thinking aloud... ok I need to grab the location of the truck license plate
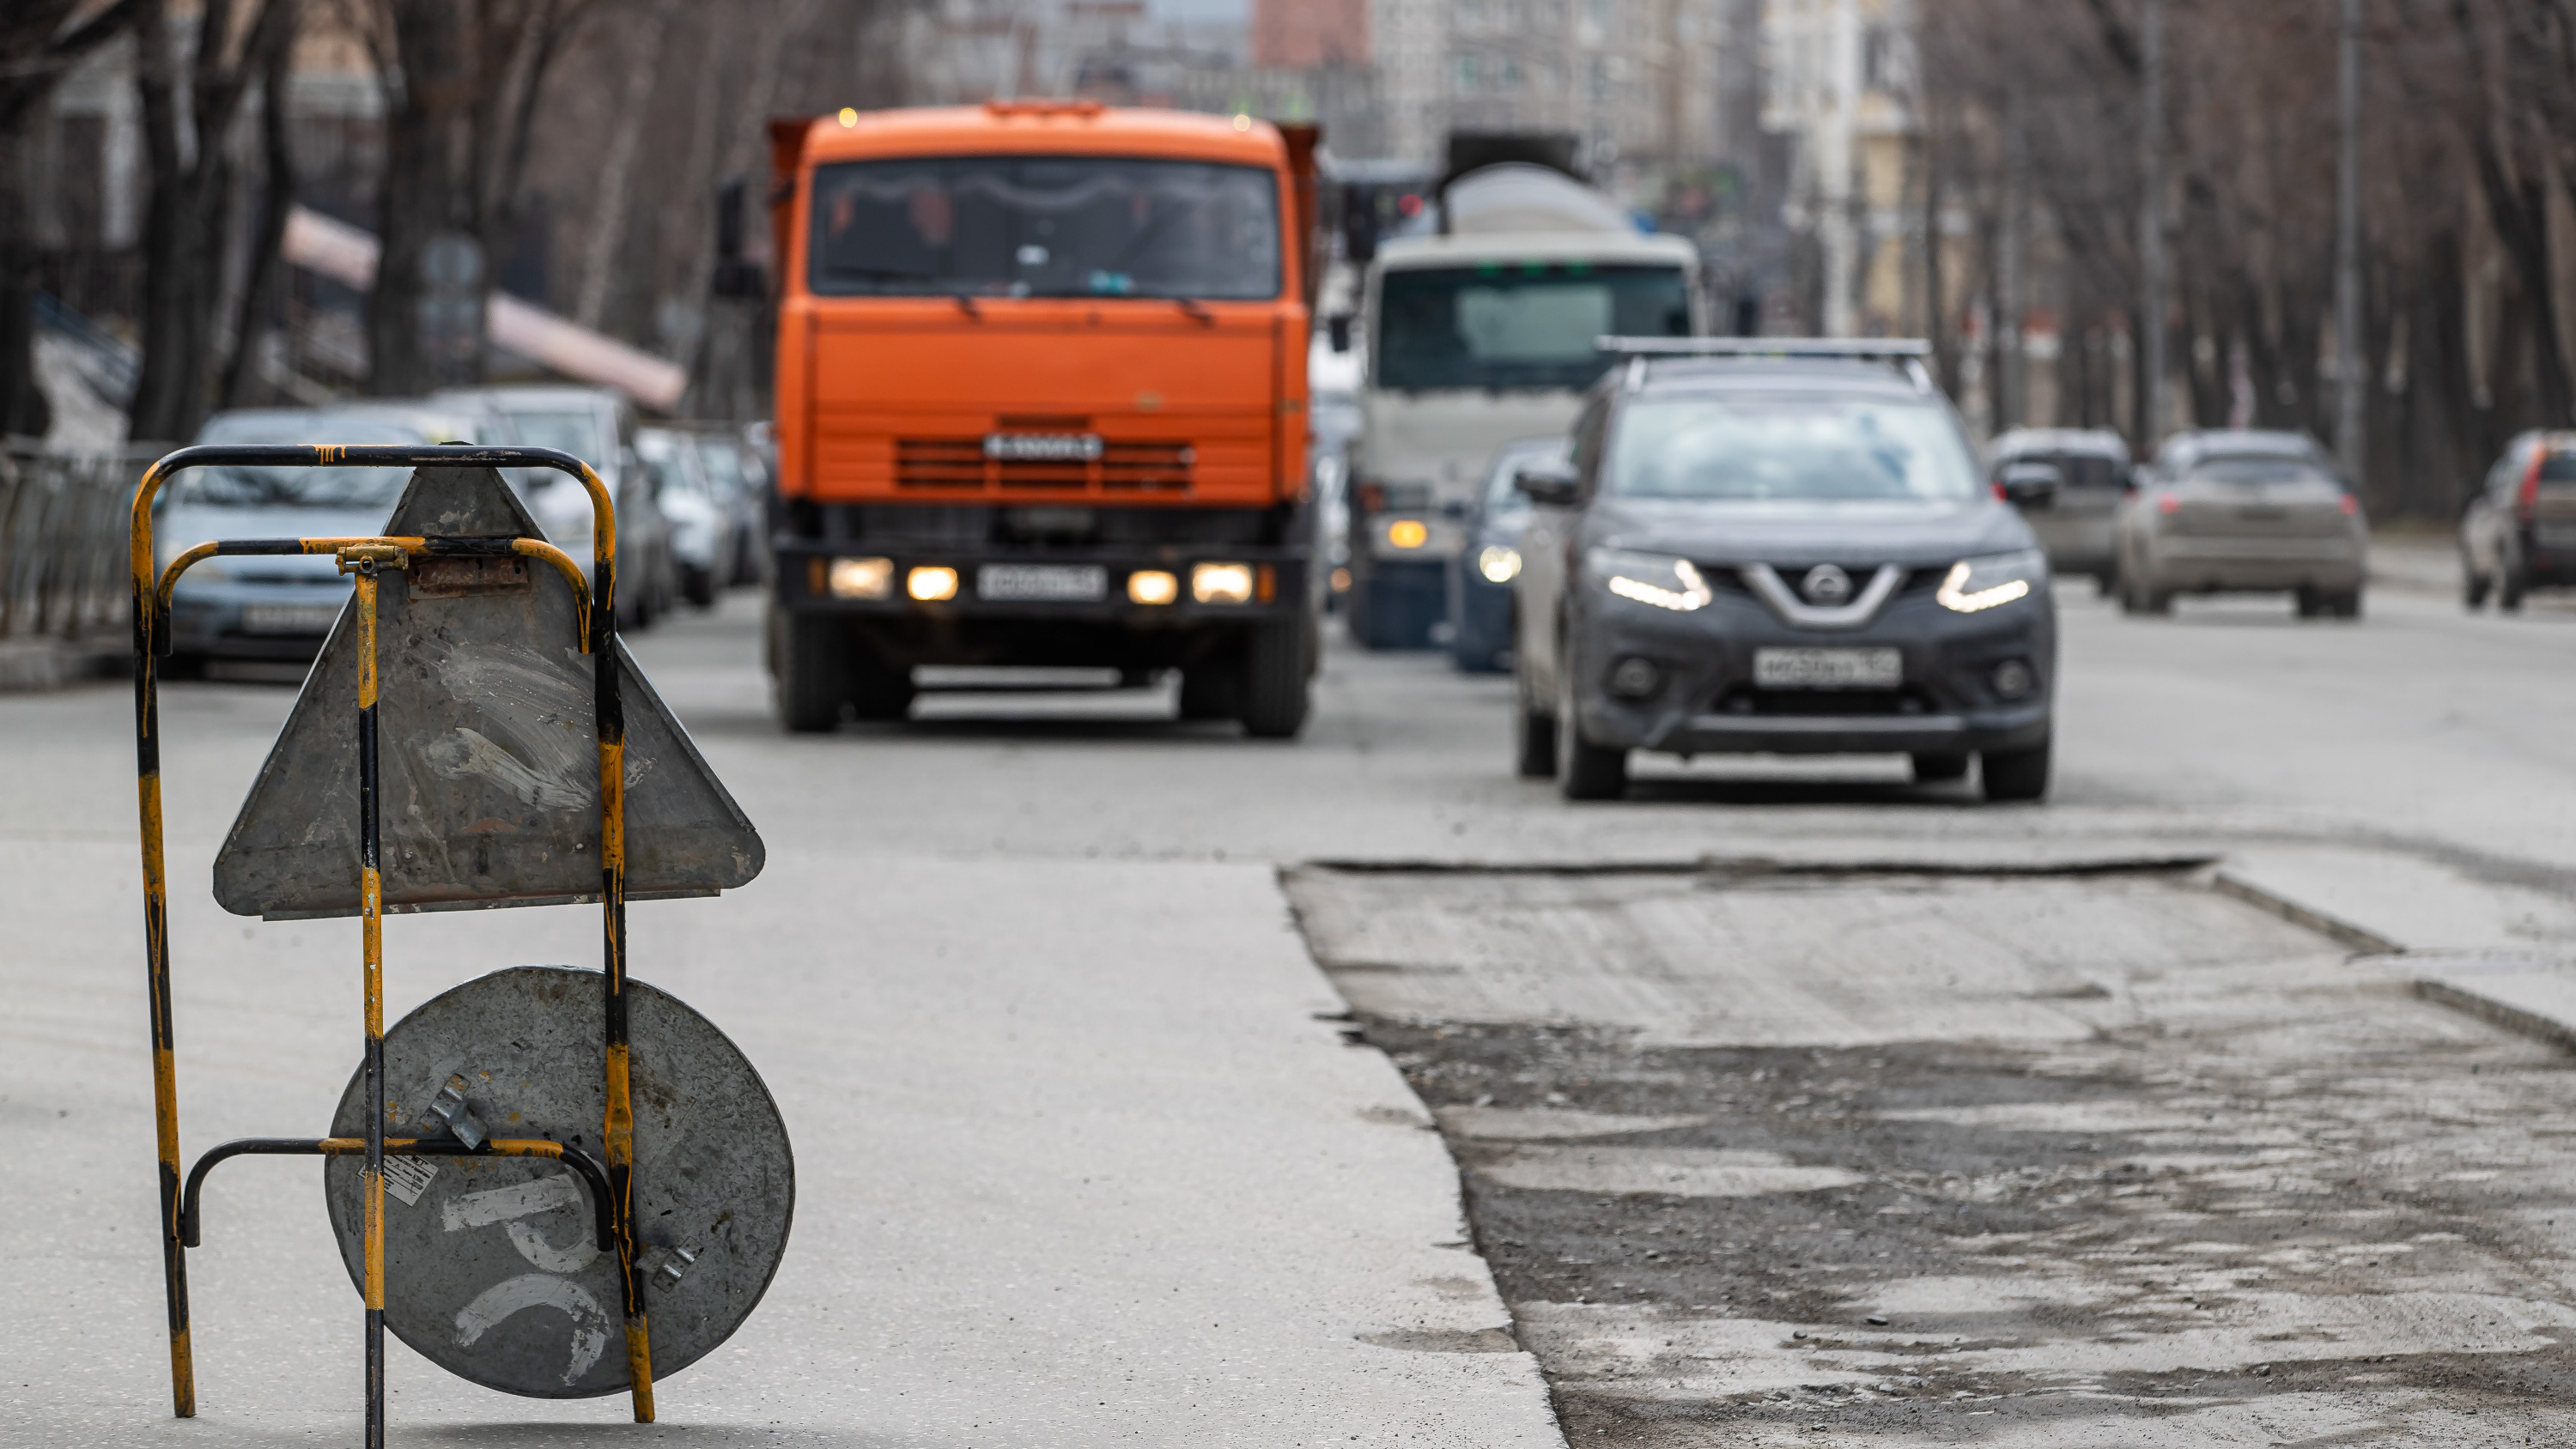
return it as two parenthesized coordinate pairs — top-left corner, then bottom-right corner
(977, 564), (1107, 603)
(240, 601), (344, 634)
(1753, 646), (1901, 689)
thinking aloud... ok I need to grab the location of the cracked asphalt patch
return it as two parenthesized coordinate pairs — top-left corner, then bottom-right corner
(1288, 865), (2576, 1446)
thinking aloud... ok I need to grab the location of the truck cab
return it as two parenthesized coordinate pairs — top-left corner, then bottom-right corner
(768, 102), (1320, 734)
(1344, 163), (1699, 649)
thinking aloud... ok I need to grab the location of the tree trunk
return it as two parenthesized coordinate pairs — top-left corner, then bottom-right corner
(573, 0), (683, 333)
(370, 1), (476, 397)
(222, 4), (298, 409)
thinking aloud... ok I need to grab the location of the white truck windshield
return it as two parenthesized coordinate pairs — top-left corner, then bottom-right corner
(808, 155), (1281, 300)
(1375, 263), (1689, 392)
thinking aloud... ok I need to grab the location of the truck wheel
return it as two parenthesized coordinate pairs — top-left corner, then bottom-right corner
(1981, 736), (2052, 803)
(771, 607), (848, 733)
(1236, 617), (1312, 739)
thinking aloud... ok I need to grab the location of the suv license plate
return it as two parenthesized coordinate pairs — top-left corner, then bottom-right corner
(977, 564), (1107, 603)
(240, 601), (344, 634)
(1753, 646), (1901, 690)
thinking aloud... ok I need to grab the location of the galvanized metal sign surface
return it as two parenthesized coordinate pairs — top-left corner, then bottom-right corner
(323, 966), (794, 1397)
(211, 466), (762, 919)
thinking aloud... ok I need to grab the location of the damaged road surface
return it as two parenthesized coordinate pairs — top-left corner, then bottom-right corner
(1287, 864), (2576, 1446)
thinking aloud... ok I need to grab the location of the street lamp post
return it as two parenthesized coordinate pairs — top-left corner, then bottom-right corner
(2138, 0), (2166, 453)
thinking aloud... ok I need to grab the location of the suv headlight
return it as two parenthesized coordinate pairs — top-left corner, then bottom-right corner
(1588, 549), (1712, 612)
(1936, 549), (2046, 613)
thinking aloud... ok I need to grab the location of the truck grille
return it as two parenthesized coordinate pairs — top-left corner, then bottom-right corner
(896, 438), (1194, 495)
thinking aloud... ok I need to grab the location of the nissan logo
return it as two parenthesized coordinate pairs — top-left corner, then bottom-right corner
(1800, 564), (1853, 605)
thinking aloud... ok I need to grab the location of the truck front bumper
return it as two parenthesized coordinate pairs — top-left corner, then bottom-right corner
(775, 538), (1309, 667)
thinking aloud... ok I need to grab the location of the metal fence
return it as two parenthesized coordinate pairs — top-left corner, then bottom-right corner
(0, 440), (164, 647)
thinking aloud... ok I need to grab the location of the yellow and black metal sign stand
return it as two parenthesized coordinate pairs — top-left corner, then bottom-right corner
(131, 445), (659, 1441)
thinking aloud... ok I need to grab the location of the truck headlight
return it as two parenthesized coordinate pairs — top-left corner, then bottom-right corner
(1191, 561), (1254, 604)
(1936, 549), (2045, 614)
(1127, 569), (1178, 605)
(1589, 549), (1711, 612)
(829, 556), (893, 599)
(906, 566), (958, 602)
(1478, 546), (1521, 584)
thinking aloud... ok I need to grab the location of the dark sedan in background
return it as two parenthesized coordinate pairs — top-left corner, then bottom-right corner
(1446, 436), (1565, 673)
(1512, 341), (2056, 803)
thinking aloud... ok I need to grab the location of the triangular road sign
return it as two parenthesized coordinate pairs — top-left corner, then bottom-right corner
(213, 465), (763, 920)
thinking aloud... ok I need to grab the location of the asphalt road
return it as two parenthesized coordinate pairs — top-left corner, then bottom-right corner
(7, 550), (2576, 1446)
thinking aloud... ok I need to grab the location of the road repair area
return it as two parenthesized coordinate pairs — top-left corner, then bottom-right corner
(7, 569), (2576, 1446)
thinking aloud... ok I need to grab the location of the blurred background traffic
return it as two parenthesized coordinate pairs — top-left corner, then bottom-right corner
(1, 0), (2567, 696)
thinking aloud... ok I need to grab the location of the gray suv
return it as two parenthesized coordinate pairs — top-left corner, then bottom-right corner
(1511, 341), (2057, 802)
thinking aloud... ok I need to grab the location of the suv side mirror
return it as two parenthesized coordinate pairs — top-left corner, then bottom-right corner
(1326, 312), (1352, 354)
(1513, 460), (1581, 507)
(1998, 460), (2062, 508)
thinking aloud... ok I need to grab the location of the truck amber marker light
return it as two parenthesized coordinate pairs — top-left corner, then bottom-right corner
(1386, 519), (1430, 549)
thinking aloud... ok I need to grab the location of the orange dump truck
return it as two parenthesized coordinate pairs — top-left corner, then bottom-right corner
(766, 102), (1322, 735)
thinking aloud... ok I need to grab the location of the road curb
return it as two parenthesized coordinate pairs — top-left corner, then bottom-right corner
(2208, 868), (2405, 955)
(2414, 972), (2576, 1054)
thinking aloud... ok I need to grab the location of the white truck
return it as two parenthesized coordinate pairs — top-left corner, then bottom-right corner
(1335, 161), (1701, 648)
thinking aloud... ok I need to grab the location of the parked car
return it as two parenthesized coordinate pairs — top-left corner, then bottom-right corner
(637, 427), (732, 607)
(1988, 427), (2129, 591)
(683, 427), (768, 587)
(1512, 343), (2057, 803)
(433, 384), (678, 627)
(155, 409), (435, 676)
(2460, 430), (2576, 611)
(1446, 436), (1564, 673)
(2116, 436), (2366, 618)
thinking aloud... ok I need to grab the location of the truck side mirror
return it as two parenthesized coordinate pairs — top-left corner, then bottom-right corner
(1513, 460), (1581, 507)
(1327, 312), (1352, 354)
(1998, 461), (2063, 508)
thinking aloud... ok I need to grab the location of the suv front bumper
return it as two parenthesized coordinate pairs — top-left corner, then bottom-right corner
(1567, 583), (2055, 757)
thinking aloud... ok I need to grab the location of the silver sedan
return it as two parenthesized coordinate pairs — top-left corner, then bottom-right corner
(2117, 454), (2366, 618)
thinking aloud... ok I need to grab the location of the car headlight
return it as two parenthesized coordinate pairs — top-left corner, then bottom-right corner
(1477, 546), (1521, 584)
(1589, 549), (1711, 612)
(1936, 549), (2046, 614)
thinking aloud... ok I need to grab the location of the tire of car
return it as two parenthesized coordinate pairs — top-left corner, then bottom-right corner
(2500, 560), (2528, 612)
(2463, 557), (2490, 609)
(682, 564), (715, 609)
(1981, 735), (2052, 803)
(2294, 586), (2323, 619)
(1236, 617), (1312, 739)
(1911, 751), (1971, 783)
(770, 607), (848, 733)
(1514, 669), (1558, 779)
(2328, 589), (2364, 620)
(1555, 652), (1627, 801)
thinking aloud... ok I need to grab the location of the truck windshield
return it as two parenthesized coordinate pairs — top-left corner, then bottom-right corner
(808, 155), (1282, 301)
(1375, 264), (1689, 392)
(1608, 397), (1983, 502)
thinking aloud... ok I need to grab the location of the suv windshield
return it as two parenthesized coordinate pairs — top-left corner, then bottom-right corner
(1608, 397), (1982, 502)
(501, 409), (609, 466)
(809, 155), (1281, 300)
(169, 415), (425, 507)
(1376, 264), (1688, 391)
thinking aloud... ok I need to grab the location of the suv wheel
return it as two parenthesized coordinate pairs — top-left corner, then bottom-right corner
(1555, 655), (1627, 801)
(1514, 665), (1558, 779)
(1981, 735), (2052, 803)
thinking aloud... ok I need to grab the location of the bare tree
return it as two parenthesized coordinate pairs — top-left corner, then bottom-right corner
(127, 0), (301, 443)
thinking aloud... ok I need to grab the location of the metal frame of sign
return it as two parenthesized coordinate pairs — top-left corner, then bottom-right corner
(130, 444), (659, 1445)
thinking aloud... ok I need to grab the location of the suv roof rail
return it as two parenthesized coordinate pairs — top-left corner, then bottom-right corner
(1596, 336), (1938, 392)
